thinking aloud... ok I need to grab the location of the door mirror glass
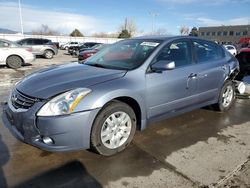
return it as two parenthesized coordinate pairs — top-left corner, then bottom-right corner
(151, 60), (175, 71)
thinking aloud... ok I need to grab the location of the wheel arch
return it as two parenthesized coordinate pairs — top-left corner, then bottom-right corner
(44, 49), (55, 55)
(112, 97), (142, 130)
(89, 93), (146, 131)
(6, 54), (24, 64)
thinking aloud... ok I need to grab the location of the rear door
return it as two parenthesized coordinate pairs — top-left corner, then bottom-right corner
(191, 39), (227, 103)
(146, 39), (198, 119)
(32, 39), (47, 55)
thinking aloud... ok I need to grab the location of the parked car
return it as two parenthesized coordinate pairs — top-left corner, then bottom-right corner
(0, 39), (35, 69)
(68, 42), (101, 56)
(78, 44), (109, 61)
(2, 36), (239, 156)
(61, 42), (81, 50)
(235, 47), (250, 80)
(224, 45), (237, 56)
(16, 38), (58, 59)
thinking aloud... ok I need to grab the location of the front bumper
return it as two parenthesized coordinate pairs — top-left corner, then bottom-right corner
(2, 101), (100, 152)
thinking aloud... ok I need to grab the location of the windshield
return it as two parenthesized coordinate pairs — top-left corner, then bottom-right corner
(84, 39), (162, 70)
(3, 39), (21, 47)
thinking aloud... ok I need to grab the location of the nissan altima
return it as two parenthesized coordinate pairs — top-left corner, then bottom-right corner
(2, 36), (239, 156)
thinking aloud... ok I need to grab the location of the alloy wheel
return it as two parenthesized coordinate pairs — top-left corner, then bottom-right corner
(101, 111), (132, 149)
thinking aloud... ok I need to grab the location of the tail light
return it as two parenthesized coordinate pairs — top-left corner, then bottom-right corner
(26, 48), (32, 52)
(48, 44), (56, 49)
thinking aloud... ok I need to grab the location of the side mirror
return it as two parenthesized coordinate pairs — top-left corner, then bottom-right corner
(151, 60), (175, 72)
(3, 43), (9, 47)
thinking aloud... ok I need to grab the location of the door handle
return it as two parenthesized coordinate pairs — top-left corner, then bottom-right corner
(188, 73), (197, 79)
(186, 73), (197, 89)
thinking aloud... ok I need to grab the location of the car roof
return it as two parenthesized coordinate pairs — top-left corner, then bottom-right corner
(239, 47), (250, 53)
(0, 38), (12, 43)
(132, 35), (214, 43)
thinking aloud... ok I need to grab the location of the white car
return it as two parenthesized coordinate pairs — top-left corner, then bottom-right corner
(224, 45), (237, 56)
(0, 39), (35, 69)
(61, 42), (81, 50)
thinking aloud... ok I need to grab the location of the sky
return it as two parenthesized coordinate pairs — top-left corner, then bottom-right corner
(0, 0), (250, 36)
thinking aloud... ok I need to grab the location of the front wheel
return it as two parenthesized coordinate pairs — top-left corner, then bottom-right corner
(214, 80), (235, 112)
(90, 101), (136, 156)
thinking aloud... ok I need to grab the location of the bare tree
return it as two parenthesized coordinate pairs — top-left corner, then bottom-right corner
(179, 26), (189, 35)
(119, 17), (137, 36)
(92, 32), (118, 38)
(155, 28), (168, 35)
(32, 24), (59, 36)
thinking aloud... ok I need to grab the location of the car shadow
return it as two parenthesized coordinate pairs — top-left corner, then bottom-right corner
(14, 160), (102, 188)
(23, 63), (32, 67)
(0, 134), (9, 188)
(0, 65), (7, 69)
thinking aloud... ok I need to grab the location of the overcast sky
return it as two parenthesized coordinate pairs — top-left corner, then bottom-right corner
(0, 0), (249, 35)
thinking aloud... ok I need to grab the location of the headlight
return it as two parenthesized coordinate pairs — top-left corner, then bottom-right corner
(37, 88), (91, 116)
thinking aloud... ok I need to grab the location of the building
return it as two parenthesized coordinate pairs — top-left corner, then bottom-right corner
(198, 25), (250, 44)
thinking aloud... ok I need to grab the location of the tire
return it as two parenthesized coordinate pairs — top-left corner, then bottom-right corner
(90, 101), (136, 156)
(214, 80), (235, 112)
(6, 56), (23, 69)
(44, 50), (54, 59)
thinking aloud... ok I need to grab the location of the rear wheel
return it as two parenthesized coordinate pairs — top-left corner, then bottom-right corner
(6, 56), (22, 69)
(214, 80), (235, 112)
(90, 101), (136, 156)
(44, 50), (54, 59)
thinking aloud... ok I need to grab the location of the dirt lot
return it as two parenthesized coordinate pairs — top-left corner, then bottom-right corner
(0, 50), (250, 188)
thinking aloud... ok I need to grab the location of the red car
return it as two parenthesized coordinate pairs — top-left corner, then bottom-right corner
(78, 44), (109, 61)
(235, 47), (250, 80)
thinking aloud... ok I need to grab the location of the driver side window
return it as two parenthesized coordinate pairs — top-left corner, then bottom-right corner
(155, 40), (192, 68)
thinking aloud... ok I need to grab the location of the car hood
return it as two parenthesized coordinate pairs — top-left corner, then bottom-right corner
(16, 62), (126, 99)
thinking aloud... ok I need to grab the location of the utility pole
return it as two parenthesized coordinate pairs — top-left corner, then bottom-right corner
(149, 12), (159, 34)
(18, 0), (24, 35)
(125, 17), (128, 30)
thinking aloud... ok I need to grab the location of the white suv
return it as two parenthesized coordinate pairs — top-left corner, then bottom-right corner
(61, 42), (81, 50)
(0, 39), (35, 69)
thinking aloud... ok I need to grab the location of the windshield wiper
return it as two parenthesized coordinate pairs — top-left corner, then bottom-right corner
(87, 63), (107, 68)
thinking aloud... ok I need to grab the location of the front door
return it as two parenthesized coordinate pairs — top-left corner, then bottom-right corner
(146, 39), (198, 119)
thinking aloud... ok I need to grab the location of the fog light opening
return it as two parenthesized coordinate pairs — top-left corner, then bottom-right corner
(42, 136), (54, 145)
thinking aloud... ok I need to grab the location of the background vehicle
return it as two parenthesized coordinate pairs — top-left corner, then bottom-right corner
(16, 38), (58, 59)
(3, 36), (239, 156)
(224, 45), (237, 56)
(68, 42), (101, 56)
(235, 47), (250, 80)
(61, 42), (81, 50)
(0, 39), (35, 68)
(78, 44), (109, 61)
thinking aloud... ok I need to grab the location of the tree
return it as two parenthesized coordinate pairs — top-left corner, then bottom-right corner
(70, 29), (84, 37)
(32, 24), (59, 35)
(189, 27), (198, 36)
(119, 17), (137, 37)
(155, 28), (168, 35)
(92, 32), (118, 38)
(179, 26), (189, 35)
(118, 29), (131, 38)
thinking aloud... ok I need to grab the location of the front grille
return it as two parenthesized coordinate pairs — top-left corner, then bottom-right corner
(11, 89), (37, 110)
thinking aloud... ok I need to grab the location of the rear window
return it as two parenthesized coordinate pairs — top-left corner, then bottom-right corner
(193, 40), (225, 63)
